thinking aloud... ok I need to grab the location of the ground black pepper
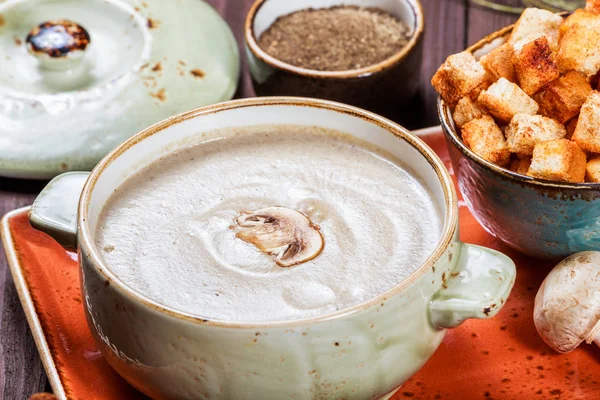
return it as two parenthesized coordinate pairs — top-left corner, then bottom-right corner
(258, 6), (411, 71)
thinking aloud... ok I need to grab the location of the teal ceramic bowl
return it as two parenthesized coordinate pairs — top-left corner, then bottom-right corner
(438, 25), (600, 260)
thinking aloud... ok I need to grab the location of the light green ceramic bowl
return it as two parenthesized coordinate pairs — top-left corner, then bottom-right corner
(30, 98), (516, 400)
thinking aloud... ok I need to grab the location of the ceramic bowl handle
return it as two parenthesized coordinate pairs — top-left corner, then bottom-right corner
(429, 243), (516, 329)
(29, 172), (90, 249)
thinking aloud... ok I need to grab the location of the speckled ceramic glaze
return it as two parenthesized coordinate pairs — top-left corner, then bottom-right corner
(0, 0), (239, 179)
(438, 22), (600, 260)
(244, 0), (423, 121)
(29, 98), (515, 400)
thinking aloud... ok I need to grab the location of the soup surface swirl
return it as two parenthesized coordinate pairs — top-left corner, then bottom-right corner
(96, 125), (442, 321)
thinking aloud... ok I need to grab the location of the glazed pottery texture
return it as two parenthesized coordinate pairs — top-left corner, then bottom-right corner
(30, 98), (515, 399)
(438, 23), (600, 259)
(244, 0), (424, 121)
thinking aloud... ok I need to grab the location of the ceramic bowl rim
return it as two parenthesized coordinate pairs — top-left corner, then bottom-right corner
(438, 17), (600, 190)
(79, 97), (458, 329)
(244, 0), (425, 79)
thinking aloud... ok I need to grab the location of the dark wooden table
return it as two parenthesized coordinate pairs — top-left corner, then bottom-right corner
(0, 0), (520, 397)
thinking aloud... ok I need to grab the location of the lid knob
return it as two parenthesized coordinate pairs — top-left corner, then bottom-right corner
(26, 20), (91, 71)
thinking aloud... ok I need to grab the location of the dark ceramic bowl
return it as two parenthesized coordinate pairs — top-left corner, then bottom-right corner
(244, 0), (424, 120)
(438, 23), (600, 260)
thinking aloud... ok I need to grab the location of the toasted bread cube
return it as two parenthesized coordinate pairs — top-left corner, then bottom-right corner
(528, 139), (586, 182)
(572, 92), (600, 152)
(556, 23), (600, 77)
(586, 0), (600, 15)
(534, 71), (592, 123)
(505, 113), (566, 155)
(509, 156), (532, 175)
(513, 37), (559, 96)
(478, 78), (539, 122)
(467, 79), (493, 102)
(479, 43), (517, 83)
(566, 117), (578, 140)
(432, 52), (488, 105)
(586, 156), (600, 182)
(509, 8), (563, 52)
(461, 115), (511, 166)
(559, 9), (600, 39)
(452, 97), (487, 128)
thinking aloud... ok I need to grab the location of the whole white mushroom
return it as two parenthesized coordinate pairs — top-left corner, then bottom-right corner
(534, 251), (600, 353)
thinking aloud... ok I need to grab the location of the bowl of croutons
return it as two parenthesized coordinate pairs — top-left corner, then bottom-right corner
(434, 3), (600, 259)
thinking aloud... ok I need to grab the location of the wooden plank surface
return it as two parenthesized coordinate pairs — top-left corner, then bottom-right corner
(0, 179), (51, 399)
(467, 0), (519, 45)
(0, 0), (518, 397)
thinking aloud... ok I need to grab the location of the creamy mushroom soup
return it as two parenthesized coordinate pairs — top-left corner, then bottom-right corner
(96, 125), (442, 321)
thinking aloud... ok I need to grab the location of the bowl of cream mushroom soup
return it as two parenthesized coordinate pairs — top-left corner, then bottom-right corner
(29, 97), (516, 400)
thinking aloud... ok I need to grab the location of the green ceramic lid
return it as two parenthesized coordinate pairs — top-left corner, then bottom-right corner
(0, 0), (240, 179)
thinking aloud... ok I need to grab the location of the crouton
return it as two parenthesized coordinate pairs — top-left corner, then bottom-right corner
(586, 156), (600, 182)
(534, 71), (592, 123)
(452, 97), (487, 128)
(572, 91), (600, 152)
(505, 113), (566, 155)
(512, 37), (559, 96)
(432, 52), (488, 105)
(461, 115), (511, 166)
(528, 139), (586, 182)
(508, 8), (563, 52)
(509, 156), (532, 175)
(559, 9), (600, 39)
(478, 77), (539, 122)
(479, 43), (517, 83)
(470, 79), (494, 101)
(586, 0), (600, 14)
(556, 23), (600, 77)
(566, 117), (578, 140)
